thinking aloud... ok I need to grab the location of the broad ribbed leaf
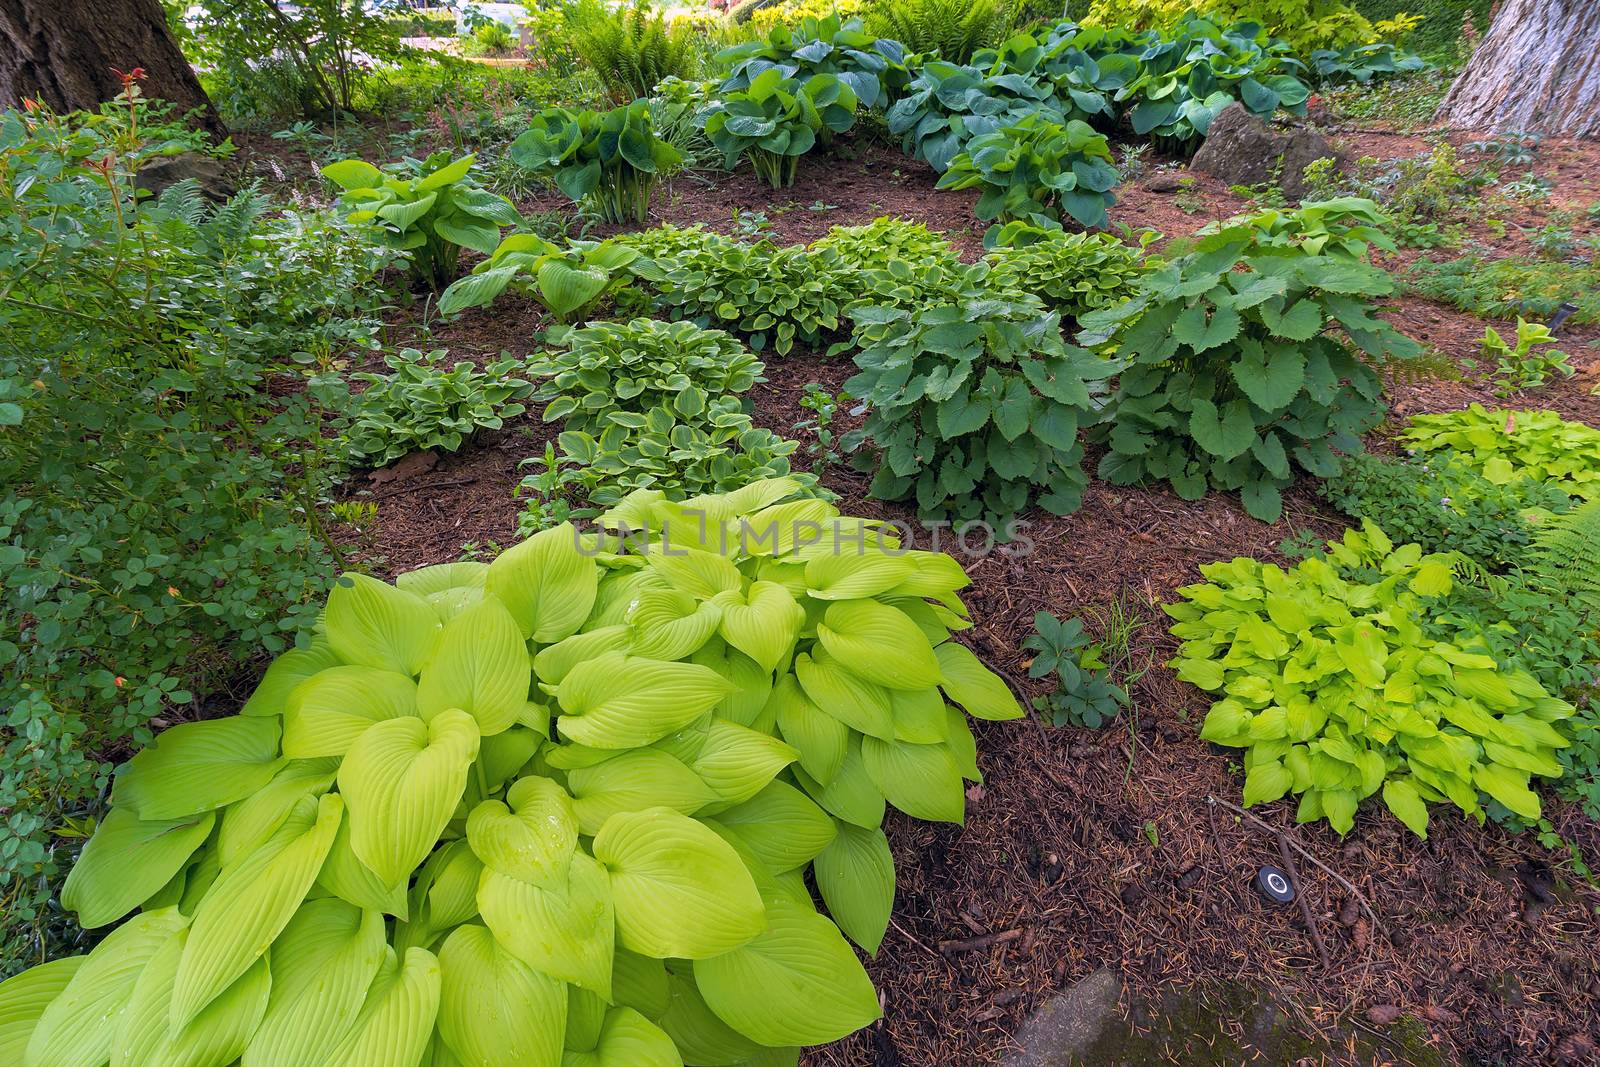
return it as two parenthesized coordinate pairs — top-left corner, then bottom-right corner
(320, 947), (441, 1067)
(283, 666), (419, 758)
(339, 710), (481, 887)
(570, 750), (717, 836)
(478, 856), (615, 998)
(316, 815), (409, 918)
(794, 652), (895, 741)
(113, 717), (284, 821)
(324, 572), (441, 676)
(712, 782), (836, 874)
(438, 925), (565, 1067)
(532, 626), (634, 687)
(694, 893), (880, 1046)
(416, 596), (529, 736)
(934, 642), (1023, 720)
(816, 600), (941, 690)
(814, 821), (894, 955)
(466, 775), (578, 888)
(63, 807), (214, 929)
(684, 719), (797, 806)
(593, 808), (765, 960)
(711, 582), (803, 673)
(889, 687), (948, 743)
(656, 973), (763, 1066)
(791, 736), (885, 829)
(860, 736), (966, 824)
(564, 1008), (680, 1067)
(556, 653), (735, 749)
(644, 546), (742, 600)
(803, 552), (916, 601)
(485, 523), (598, 642)
(217, 759), (339, 867)
(171, 793), (342, 1028)
(0, 957), (82, 1063)
(769, 675), (848, 785)
(114, 930), (270, 1067)
(241, 640), (342, 716)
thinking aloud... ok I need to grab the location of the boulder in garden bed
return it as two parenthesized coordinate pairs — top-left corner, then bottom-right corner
(1190, 103), (1344, 202)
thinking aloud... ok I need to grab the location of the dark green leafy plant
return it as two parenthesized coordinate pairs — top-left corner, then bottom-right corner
(508, 101), (683, 224)
(842, 269), (1114, 522)
(716, 14), (910, 110)
(1526, 502), (1600, 622)
(344, 349), (533, 467)
(884, 58), (1057, 172)
(1079, 200), (1422, 522)
(1023, 612), (1129, 728)
(1308, 42), (1430, 85)
(323, 152), (520, 291)
(438, 234), (641, 321)
(935, 113), (1119, 231)
(564, 0), (700, 103)
(701, 69), (860, 188)
(982, 225), (1149, 320)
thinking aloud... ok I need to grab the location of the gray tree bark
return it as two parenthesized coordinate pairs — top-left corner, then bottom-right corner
(1433, 0), (1600, 138)
(0, 0), (223, 134)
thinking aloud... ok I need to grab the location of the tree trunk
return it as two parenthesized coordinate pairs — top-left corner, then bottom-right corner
(0, 0), (224, 135)
(1433, 0), (1600, 138)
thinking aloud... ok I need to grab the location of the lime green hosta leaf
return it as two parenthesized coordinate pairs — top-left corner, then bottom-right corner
(171, 793), (342, 1028)
(0, 957), (82, 1063)
(437, 925), (565, 1067)
(611, 949), (669, 1020)
(415, 840), (484, 932)
(768, 674), (848, 785)
(1242, 760), (1293, 807)
(793, 737), (885, 829)
(417, 596), (530, 736)
(241, 639), (342, 716)
(712, 781), (836, 874)
(593, 808), (765, 960)
(24, 908), (189, 1067)
(803, 552), (917, 601)
(537, 260), (610, 320)
(1474, 762), (1541, 820)
(479, 856), (615, 998)
(682, 720), (797, 806)
(889, 688), (948, 743)
(62, 807), (214, 929)
(114, 929), (270, 1067)
(340, 710), (480, 886)
(1381, 779), (1430, 839)
(325, 572), (442, 676)
(244, 900), (386, 1067)
(321, 947), (441, 1067)
(398, 561), (488, 597)
(643, 545), (743, 600)
(570, 750), (717, 836)
(860, 736), (966, 824)
(694, 893), (881, 1047)
(815, 600), (942, 691)
(627, 590), (722, 662)
(467, 775), (579, 888)
(711, 582), (803, 673)
(284, 666), (419, 758)
(217, 759), (339, 867)
(486, 523), (598, 642)
(566, 986), (607, 1056)
(532, 626), (634, 687)
(656, 972), (764, 1066)
(794, 651), (895, 741)
(113, 717), (284, 821)
(556, 653), (735, 749)
(316, 814), (409, 919)
(322, 159), (384, 190)
(563, 1007), (680, 1067)
(934, 642), (1022, 721)
(814, 821), (894, 956)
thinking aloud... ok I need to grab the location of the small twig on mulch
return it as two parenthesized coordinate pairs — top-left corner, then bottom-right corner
(376, 476), (478, 499)
(1277, 832), (1333, 970)
(939, 928), (1022, 955)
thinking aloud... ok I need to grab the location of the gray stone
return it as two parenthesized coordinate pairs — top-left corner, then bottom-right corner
(135, 152), (237, 203)
(1189, 103), (1344, 201)
(1004, 968), (1124, 1067)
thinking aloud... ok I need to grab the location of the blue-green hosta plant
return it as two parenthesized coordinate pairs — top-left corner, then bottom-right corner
(438, 233), (642, 321)
(715, 14), (909, 110)
(700, 68), (859, 188)
(508, 101), (684, 225)
(842, 269), (1115, 522)
(1079, 200), (1422, 523)
(323, 152), (520, 291)
(345, 348), (534, 467)
(1167, 521), (1576, 838)
(884, 58), (1060, 173)
(935, 113), (1120, 233)
(0, 478), (1023, 1065)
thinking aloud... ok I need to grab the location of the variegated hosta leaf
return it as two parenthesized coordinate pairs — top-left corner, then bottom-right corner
(815, 599), (943, 691)
(62, 807), (214, 929)
(320, 947), (441, 1067)
(794, 651), (895, 741)
(466, 776), (578, 888)
(112, 717), (285, 821)
(240, 639), (342, 717)
(216, 759), (339, 868)
(243, 899), (386, 1067)
(338, 709), (481, 887)
(485, 522), (598, 642)
(283, 666), (419, 758)
(416, 596), (529, 736)
(709, 582), (803, 673)
(324, 572), (442, 676)
(0, 957), (82, 1062)
(437, 925), (565, 1067)
(693, 892), (881, 1047)
(934, 640), (1024, 720)
(478, 856), (615, 998)
(316, 813), (409, 919)
(767, 675), (848, 786)
(556, 653), (735, 749)
(562, 1007), (681, 1067)
(113, 929), (270, 1067)
(813, 822), (895, 956)
(711, 781), (836, 874)
(170, 793), (342, 1028)
(860, 735), (966, 824)
(24, 908), (189, 1067)
(592, 807), (765, 960)
(569, 750), (717, 836)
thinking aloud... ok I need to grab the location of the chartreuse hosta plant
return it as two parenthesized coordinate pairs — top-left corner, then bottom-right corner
(1168, 521), (1576, 838)
(509, 101), (683, 225)
(438, 233), (641, 321)
(0, 477), (1023, 1067)
(1079, 200), (1422, 523)
(809, 217), (961, 274)
(935, 113), (1120, 233)
(700, 68), (859, 188)
(981, 224), (1150, 322)
(323, 152), (520, 291)
(1400, 405), (1600, 502)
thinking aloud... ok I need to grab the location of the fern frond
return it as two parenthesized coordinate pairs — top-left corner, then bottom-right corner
(1528, 501), (1600, 619)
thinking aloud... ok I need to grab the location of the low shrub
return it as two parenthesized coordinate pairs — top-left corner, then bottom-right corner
(344, 350), (533, 468)
(0, 480), (1023, 1063)
(1399, 405), (1600, 502)
(508, 101), (683, 224)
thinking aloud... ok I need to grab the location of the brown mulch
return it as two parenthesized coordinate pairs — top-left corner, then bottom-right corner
(245, 117), (1600, 1066)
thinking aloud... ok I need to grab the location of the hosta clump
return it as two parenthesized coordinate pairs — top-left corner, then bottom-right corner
(438, 233), (641, 321)
(715, 14), (909, 110)
(810, 217), (961, 274)
(0, 478), (1022, 1065)
(700, 68), (859, 188)
(508, 101), (683, 224)
(885, 59), (1059, 172)
(1167, 521), (1576, 838)
(842, 269), (1114, 522)
(1399, 405), (1600, 503)
(982, 223), (1149, 321)
(345, 349), (533, 467)
(935, 113), (1120, 232)
(1080, 200), (1422, 523)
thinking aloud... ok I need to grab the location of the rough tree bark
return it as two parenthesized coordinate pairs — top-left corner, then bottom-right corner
(0, 0), (223, 134)
(1433, 0), (1600, 138)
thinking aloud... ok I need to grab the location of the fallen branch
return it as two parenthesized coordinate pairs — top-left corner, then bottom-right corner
(939, 928), (1022, 955)
(1277, 832), (1333, 970)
